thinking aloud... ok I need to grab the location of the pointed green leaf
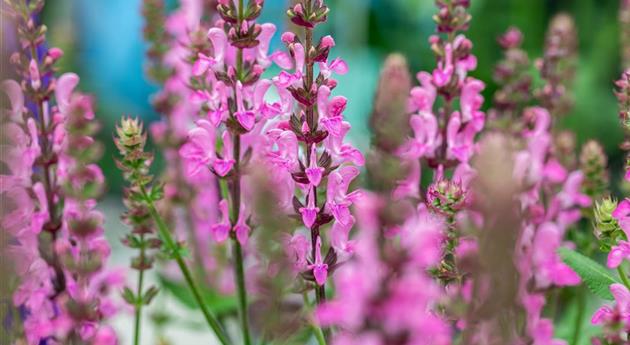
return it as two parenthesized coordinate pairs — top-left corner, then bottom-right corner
(558, 247), (619, 300)
(157, 274), (237, 316)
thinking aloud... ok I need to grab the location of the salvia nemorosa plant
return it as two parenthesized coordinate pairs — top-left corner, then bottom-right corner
(4, 0), (630, 344)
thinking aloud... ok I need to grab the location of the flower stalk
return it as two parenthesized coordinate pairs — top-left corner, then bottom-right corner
(116, 118), (231, 345)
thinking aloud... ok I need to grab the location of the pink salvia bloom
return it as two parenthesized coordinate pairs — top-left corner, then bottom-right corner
(213, 131), (235, 177)
(613, 199), (630, 238)
(28, 59), (41, 90)
(308, 236), (328, 286)
(284, 233), (309, 271)
(306, 146), (325, 186)
(234, 206), (250, 245)
(299, 188), (320, 228)
(179, 120), (216, 176)
(608, 240), (630, 268)
(234, 81), (256, 131)
(212, 199), (232, 243)
(531, 222), (580, 288)
(433, 44), (454, 87)
(592, 284), (630, 326)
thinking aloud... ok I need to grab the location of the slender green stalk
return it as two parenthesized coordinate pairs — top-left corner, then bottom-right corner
(302, 291), (328, 345)
(143, 190), (231, 345)
(571, 286), (586, 345)
(133, 236), (146, 345)
(232, 238), (251, 345)
(618, 266), (630, 289)
(313, 325), (327, 345)
(228, 0), (252, 342)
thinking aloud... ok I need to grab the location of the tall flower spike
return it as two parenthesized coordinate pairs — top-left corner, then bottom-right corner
(116, 117), (231, 345)
(490, 27), (532, 127)
(537, 13), (578, 118)
(57, 74), (121, 344)
(3, 0), (121, 342)
(264, 0), (362, 309)
(179, 1), (281, 344)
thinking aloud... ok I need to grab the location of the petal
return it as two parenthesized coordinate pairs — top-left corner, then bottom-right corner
(56, 73), (80, 113)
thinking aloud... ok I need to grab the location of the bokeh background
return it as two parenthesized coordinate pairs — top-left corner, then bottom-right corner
(2, 0), (627, 344)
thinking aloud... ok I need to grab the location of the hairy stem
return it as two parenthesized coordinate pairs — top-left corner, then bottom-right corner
(133, 239), (145, 345)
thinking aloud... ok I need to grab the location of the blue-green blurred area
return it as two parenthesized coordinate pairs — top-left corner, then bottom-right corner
(31, 0), (628, 193)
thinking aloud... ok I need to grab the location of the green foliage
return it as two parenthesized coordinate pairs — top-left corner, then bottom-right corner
(558, 247), (620, 300)
(157, 274), (238, 317)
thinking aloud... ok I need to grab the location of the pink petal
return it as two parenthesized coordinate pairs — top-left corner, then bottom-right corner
(211, 224), (231, 243)
(235, 111), (255, 131)
(213, 159), (235, 177)
(313, 264), (328, 286)
(299, 207), (318, 228)
(306, 167), (324, 186)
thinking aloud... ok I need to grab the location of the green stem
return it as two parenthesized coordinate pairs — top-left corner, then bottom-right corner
(133, 236), (146, 345)
(618, 266), (630, 289)
(232, 238), (252, 345)
(143, 190), (231, 345)
(302, 291), (327, 345)
(230, 0), (252, 340)
(313, 325), (327, 345)
(571, 286), (586, 345)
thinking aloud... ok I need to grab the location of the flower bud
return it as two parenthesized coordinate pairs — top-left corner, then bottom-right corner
(427, 179), (468, 217)
(594, 198), (623, 251)
(29, 59), (41, 90)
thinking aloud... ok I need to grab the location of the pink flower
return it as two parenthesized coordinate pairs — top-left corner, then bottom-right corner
(399, 111), (440, 159)
(432, 44), (454, 87)
(1, 79), (25, 121)
(192, 52), (217, 76)
(56, 73), (80, 114)
(299, 188), (319, 228)
(532, 222), (580, 288)
(284, 233), (309, 271)
(326, 166), (361, 226)
(233, 206), (250, 245)
(613, 199), (630, 238)
(213, 131), (235, 177)
(234, 82), (256, 131)
(308, 237), (328, 286)
(319, 57), (349, 79)
(460, 78), (485, 124)
(608, 241), (630, 268)
(305, 146), (325, 186)
(28, 59), (41, 90)
(180, 120), (216, 177)
(211, 199), (232, 243)
(446, 111), (478, 163)
(408, 72), (436, 113)
(592, 284), (630, 325)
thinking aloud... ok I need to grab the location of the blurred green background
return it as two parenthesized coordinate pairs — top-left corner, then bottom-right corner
(30, 0), (627, 193)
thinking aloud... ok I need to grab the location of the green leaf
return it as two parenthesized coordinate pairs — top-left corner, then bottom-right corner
(157, 274), (238, 316)
(143, 285), (160, 305)
(558, 247), (620, 300)
(121, 286), (137, 305)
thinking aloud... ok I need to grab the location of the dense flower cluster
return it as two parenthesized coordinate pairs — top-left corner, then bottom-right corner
(3, 0), (117, 343)
(5, 0), (630, 344)
(262, 0), (363, 299)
